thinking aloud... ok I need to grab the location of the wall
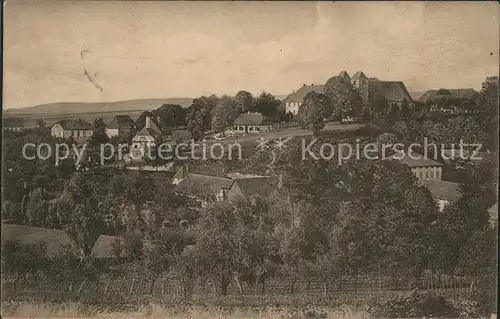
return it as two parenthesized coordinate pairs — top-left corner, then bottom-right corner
(285, 102), (301, 115)
(106, 128), (120, 138)
(51, 124), (65, 138)
(411, 166), (442, 180)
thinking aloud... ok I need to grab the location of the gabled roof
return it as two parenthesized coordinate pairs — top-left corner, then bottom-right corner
(231, 176), (278, 198)
(352, 71), (367, 80)
(285, 85), (325, 103)
(174, 174), (233, 199)
(53, 119), (93, 130)
(135, 127), (161, 138)
(386, 151), (443, 167)
(91, 235), (127, 258)
(338, 70), (351, 82)
(418, 89), (479, 102)
(173, 166), (189, 180)
(2, 224), (74, 257)
(369, 80), (413, 103)
(422, 179), (461, 203)
(233, 112), (274, 126)
(107, 115), (136, 130)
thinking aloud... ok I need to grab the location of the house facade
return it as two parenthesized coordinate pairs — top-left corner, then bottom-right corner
(106, 115), (136, 138)
(232, 112), (274, 134)
(284, 84), (325, 115)
(387, 151), (443, 181)
(284, 70), (413, 116)
(130, 116), (163, 159)
(2, 117), (24, 132)
(50, 119), (93, 142)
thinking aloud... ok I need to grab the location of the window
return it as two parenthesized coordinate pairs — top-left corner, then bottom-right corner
(425, 171), (429, 179)
(419, 172), (423, 179)
(249, 127), (254, 131)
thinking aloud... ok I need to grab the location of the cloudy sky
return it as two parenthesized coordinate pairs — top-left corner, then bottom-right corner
(3, 1), (499, 109)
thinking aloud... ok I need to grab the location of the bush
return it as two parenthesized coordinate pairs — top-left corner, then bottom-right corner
(368, 290), (459, 318)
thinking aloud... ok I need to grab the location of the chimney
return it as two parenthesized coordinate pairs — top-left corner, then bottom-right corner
(145, 116), (151, 129)
(303, 84), (306, 87)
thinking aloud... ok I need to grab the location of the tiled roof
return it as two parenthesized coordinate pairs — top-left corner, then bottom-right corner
(338, 70), (351, 81)
(107, 115), (136, 130)
(386, 151), (443, 167)
(233, 112), (274, 126)
(91, 235), (127, 258)
(135, 127), (161, 138)
(174, 173), (233, 199)
(370, 80), (413, 103)
(422, 179), (461, 203)
(173, 166), (189, 180)
(1, 224), (129, 259)
(285, 85), (325, 103)
(352, 71), (367, 80)
(2, 224), (74, 257)
(418, 88), (479, 102)
(53, 119), (93, 130)
(232, 176), (278, 197)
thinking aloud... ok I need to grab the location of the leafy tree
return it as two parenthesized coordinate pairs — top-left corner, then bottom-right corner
(211, 95), (239, 132)
(233, 90), (254, 113)
(88, 117), (109, 146)
(324, 76), (362, 122)
(296, 91), (332, 134)
(190, 201), (250, 295)
(55, 173), (107, 262)
(36, 119), (46, 128)
(254, 91), (281, 118)
(156, 104), (187, 128)
(186, 96), (217, 140)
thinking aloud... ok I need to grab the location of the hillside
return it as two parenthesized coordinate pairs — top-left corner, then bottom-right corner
(4, 98), (193, 116)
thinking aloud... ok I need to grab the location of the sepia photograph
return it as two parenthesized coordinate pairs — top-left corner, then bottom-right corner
(1, 1), (499, 318)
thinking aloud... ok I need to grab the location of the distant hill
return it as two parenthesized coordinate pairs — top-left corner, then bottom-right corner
(4, 98), (193, 116)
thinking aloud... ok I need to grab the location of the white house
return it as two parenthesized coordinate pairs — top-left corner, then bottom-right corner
(50, 119), (93, 142)
(232, 112), (274, 134)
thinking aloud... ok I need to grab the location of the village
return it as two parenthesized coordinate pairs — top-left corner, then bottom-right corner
(2, 56), (499, 319)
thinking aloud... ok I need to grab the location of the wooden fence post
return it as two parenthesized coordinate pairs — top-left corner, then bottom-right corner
(129, 278), (135, 295)
(104, 279), (111, 294)
(78, 278), (88, 293)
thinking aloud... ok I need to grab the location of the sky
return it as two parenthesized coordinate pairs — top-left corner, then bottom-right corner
(3, 1), (499, 109)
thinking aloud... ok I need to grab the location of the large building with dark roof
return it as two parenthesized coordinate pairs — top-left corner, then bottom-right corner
(386, 150), (443, 181)
(283, 70), (413, 116)
(283, 84), (326, 115)
(106, 115), (136, 138)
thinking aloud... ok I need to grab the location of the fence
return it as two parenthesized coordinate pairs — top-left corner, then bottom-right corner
(2, 272), (485, 299)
